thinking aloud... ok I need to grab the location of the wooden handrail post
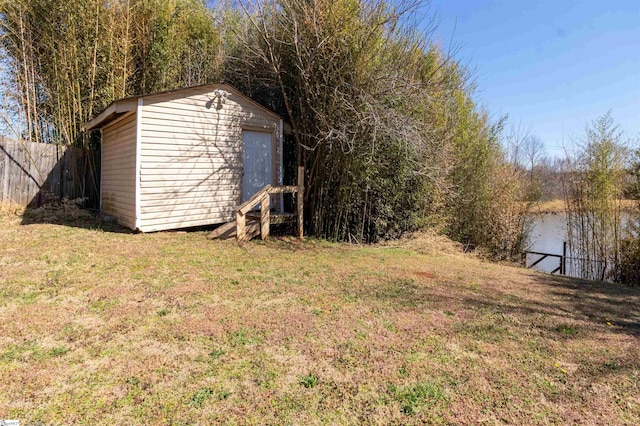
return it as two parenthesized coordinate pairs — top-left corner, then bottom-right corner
(260, 195), (270, 240)
(234, 183), (302, 242)
(236, 211), (246, 241)
(297, 166), (304, 239)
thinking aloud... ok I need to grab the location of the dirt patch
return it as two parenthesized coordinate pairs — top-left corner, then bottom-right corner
(413, 271), (434, 279)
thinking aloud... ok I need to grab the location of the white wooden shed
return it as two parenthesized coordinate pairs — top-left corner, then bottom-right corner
(84, 83), (292, 234)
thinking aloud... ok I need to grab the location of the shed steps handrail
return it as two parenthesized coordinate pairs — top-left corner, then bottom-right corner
(235, 167), (304, 242)
(236, 185), (272, 215)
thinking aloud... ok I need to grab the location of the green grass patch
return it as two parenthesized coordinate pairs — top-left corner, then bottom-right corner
(188, 388), (213, 408)
(390, 382), (448, 415)
(299, 374), (319, 389)
(554, 324), (579, 336)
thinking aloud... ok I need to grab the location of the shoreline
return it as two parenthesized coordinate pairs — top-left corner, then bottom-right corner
(531, 199), (637, 215)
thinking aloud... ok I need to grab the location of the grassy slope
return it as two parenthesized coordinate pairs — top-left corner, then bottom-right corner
(0, 207), (639, 425)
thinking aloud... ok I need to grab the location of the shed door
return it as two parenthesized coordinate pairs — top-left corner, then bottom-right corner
(242, 130), (273, 202)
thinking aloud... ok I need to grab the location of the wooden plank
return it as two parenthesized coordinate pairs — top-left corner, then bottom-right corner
(297, 166), (304, 239)
(7, 141), (17, 203)
(2, 141), (9, 203)
(236, 212), (246, 241)
(207, 220), (237, 240)
(13, 142), (21, 204)
(260, 196), (270, 239)
(61, 146), (71, 200)
(237, 185), (271, 215)
(269, 185), (298, 194)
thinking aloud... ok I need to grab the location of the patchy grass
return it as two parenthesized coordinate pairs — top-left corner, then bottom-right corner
(1, 209), (639, 424)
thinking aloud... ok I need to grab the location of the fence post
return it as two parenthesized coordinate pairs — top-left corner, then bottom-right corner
(2, 142), (9, 204)
(297, 165), (304, 239)
(561, 241), (567, 275)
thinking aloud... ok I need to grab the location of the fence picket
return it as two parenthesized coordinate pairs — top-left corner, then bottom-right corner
(0, 137), (99, 207)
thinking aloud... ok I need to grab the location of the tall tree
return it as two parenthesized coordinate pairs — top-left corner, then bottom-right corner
(0, 0), (224, 147)
(562, 112), (629, 281)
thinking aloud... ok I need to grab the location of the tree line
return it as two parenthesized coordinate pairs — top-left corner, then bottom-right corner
(560, 114), (639, 284)
(507, 113), (640, 285)
(0, 0), (552, 257)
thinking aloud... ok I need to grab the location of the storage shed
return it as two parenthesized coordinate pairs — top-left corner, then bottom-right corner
(84, 83), (287, 233)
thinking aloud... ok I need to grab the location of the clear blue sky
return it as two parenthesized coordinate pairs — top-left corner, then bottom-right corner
(424, 0), (640, 157)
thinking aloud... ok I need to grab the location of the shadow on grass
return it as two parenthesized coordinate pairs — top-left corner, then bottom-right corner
(540, 273), (640, 336)
(353, 268), (640, 338)
(19, 204), (134, 234)
(495, 274), (638, 337)
(454, 273), (640, 338)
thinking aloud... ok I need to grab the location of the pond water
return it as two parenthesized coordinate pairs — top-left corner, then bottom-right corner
(526, 213), (568, 274)
(527, 212), (633, 278)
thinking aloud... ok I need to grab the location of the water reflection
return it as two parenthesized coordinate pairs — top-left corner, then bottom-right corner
(527, 212), (633, 279)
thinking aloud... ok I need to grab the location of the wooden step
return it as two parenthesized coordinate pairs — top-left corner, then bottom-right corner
(207, 219), (260, 240)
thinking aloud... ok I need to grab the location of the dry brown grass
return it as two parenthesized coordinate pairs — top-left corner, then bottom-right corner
(380, 229), (465, 256)
(1, 207), (639, 424)
(534, 199), (637, 214)
(0, 202), (25, 216)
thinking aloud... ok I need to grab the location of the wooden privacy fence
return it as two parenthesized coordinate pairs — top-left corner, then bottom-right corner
(0, 137), (99, 207)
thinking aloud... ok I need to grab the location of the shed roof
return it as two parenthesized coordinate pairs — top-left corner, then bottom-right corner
(83, 82), (283, 131)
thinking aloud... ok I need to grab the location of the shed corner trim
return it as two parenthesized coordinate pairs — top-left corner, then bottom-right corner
(134, 98), (143, 230)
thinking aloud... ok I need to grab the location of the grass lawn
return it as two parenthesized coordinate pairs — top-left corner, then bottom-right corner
(1, 204), (639, 424)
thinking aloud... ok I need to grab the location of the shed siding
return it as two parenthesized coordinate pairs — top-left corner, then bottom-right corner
(101, 113), (136, 228)
(137, 89), (281, 232)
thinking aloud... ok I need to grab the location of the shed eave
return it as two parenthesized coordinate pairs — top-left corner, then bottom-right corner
(83, 98), (138, 131)
(83, 82), (285, 131)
